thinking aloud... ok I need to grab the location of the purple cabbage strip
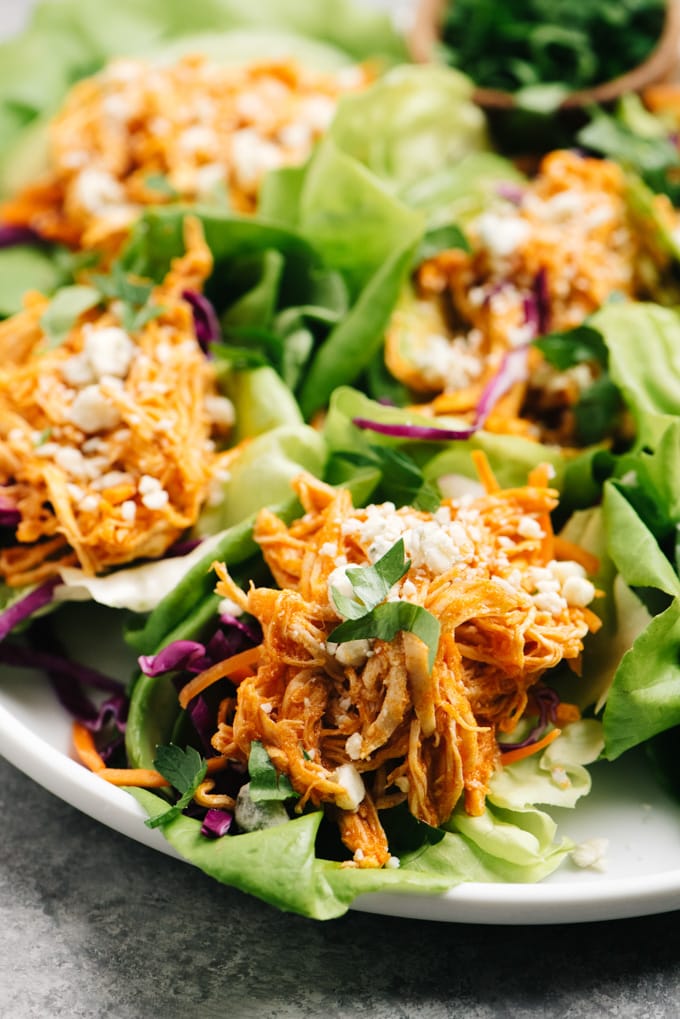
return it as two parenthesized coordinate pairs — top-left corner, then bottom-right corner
(473, 344), (530, 428)
(0, 639), (127, 761)
(0, 224), (43, 249)
(139, 618), (262, 680)
(532, 267), (551, 336)
(200, 808), (233, 838)
(182, 289), (221, 351)
(352, 417), (480, 442)
(0, 641), (126, 694)
(0, 493), (20, 527)
(0, 579), (59, 642)
(215, 613), (262, 649)
(496, 181), (525, 205)
(353, 345), (530, 443)
(138, 639), (214, 677)
(499, 686), (561, 753)
(164, 536), (203, 558)
(184, 693), (216, 754)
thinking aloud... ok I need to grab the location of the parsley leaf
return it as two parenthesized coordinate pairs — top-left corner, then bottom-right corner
(144, 744), (207, 829)
(90, 262), (164, 333)
(329, 539), (441, 671)
(332, 446), (441, 512)
(415, 223), (470, 264)
(534, 323), (608, 371)
(330, 539), (410, 620)
(329, 601), (441, 672)
(248, 741), (298, 802)
(40, 285), (102, 348)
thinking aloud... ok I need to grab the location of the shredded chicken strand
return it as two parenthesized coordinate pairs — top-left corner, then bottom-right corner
(210, 469), (601, 866)
(1, 55), (372, 254)
(0, 218), (235, 585)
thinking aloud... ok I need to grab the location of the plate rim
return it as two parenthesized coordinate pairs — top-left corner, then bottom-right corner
(4, 691), (680, 924)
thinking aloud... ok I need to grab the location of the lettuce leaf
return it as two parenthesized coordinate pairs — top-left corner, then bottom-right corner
(591, 301), (680, 448)
(322, 386), (570, 492)
(128, 755), (590, 919)
(326, 64), (490, 203)
(0, 0), (405, 172)
(121, 143), (424, 421)
(195, 423), (326, 533)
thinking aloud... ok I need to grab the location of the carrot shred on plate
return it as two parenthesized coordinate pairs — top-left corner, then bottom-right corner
(72, 721), (106, 772)
(73, 721), (169, 787)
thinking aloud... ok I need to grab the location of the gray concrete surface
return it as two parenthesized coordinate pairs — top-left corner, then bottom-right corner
(2, 757), (680, 1019)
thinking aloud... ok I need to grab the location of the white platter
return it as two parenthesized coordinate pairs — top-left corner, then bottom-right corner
(2, 609), (680, 925)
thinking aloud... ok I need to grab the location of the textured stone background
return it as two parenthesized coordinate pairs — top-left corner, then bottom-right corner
(3, 758), (680, 1019)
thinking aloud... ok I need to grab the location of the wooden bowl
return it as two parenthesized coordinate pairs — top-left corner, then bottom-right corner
(408, 0), (680, 110)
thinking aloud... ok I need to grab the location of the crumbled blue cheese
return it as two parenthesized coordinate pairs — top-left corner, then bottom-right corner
(474, 211), (530, 257)
(571, 837), (609, 872)
(333, 763), (366, 811)
(68, 384), (122, 434)
(234, 782), (289, 832)
(83, 325), (135, 380)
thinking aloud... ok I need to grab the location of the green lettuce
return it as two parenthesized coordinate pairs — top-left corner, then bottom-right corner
(591, 301), (680, 448)
(599, 420), (680, 759)
(120, 140), (424, 421)
(322, 385), (571, 491)
(127, 720), (600, 919)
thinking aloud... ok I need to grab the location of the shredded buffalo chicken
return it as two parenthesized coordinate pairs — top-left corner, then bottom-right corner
(385, 149), (679, 444)
(1, 55), (371, 254)
(0, 218), (236, 585)
(209, 464), (601, 867)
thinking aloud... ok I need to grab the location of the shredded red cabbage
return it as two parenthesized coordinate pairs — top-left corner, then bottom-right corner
(140, 617), (262, 678)
(499, 686), (561, 753)
(138, 640), (214, 677)
(531, 267), (550, 336)
(182, 289), (221, 351)
(353, 345), (530, 443)
(0, 626), (127, 763)
(182, 692), (216, 753)
(0, 497), (20, 527)
(0, 224), (43, 248)
(0, 579), (59, 642)
(496, 182), (525, 205)
(200, 808), (234, 838)
(474, 345), (530, 426)
(215, 613), (262, 648)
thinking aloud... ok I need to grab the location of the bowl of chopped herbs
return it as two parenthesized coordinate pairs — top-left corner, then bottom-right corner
(409, 0), (680, 113)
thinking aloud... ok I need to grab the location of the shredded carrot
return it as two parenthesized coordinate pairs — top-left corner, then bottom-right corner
(528, 462), (553, 488)
(73, 721), (169, 786)
(553, 536), (600, 575)
(499, 727), (562, 766)
(471, 449), (500, 493)
(178, 645), (262, 709)
(72, 721), (106, 772)
(98, 768), (170, 788)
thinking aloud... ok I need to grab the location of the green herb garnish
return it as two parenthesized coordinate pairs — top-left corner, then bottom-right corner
(329, 539), (441, 670)
(144, 744), (207, 829)
(39, 284), (102, 348)
(90, 262), (164, 333)
(248, 741), (298, 802)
